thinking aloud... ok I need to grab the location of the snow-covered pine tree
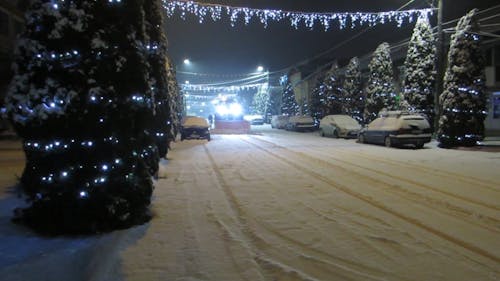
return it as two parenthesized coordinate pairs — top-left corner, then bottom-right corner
(309, 74), (326, 123)
(342, 57), (364, 123)
(364, 42), (397, 123)
(145, 0), (170, 159)
(402, 16), (436, 126)
(438, 9), (487, 147)
(280, 75), (299, 116)
(323, 63), (343, 115)
(300, 96), (309, 116)
(165, 56), (181, 146)
(265, 87), (282, 121)
(4, 0), (164, 234)
(252, 84), (269, 115)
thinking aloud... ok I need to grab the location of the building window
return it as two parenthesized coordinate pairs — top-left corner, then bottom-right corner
(485, 48), (493, 67)
(493, 93), (500, 119)
(0, 10), (9, 36)
(13, 19), (24, 34)
(495, 46), (500, 66)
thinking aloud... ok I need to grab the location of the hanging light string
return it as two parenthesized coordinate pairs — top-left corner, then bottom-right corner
(182, 83), (267, 92)
(163, 0), (434, 30)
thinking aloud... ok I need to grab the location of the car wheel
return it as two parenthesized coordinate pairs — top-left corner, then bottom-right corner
(333, 130), (339, 139)
(320, 129), (325, 137)
(358, 134), (365, 143)
(207, 134), (211, 141)
(385, 136), (392, 147)
(415, 143), (424, 149)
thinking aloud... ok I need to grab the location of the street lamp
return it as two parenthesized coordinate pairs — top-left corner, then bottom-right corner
(257, 65), (264, 72)
(183, 58), (191, 65)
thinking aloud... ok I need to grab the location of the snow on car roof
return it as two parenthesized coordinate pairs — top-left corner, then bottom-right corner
(182, 116), (209, 127)
(330, 115), (360, 127)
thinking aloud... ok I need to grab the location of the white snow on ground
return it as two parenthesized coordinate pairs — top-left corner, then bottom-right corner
(1, 125), (499, 280)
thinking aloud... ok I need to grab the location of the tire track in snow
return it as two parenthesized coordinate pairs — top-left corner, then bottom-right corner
(330, 144), (498, 193)
(241, 137), (500, 265)
(202, 143), (390, 281)
(250, 136), (500, 227)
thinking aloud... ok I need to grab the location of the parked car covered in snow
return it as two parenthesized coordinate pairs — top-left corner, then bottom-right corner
(286, 115), (316, 132)
(319, 115), (362, 138)
(357, 111), (431, 148)
(244, 114), (265, 125)
(271, 115), (289, 129)
(180, 116), (211, 141)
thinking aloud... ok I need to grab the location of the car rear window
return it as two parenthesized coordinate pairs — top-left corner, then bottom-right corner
(183, 117), (208, 127)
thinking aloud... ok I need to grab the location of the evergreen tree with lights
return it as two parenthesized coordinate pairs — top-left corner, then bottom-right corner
(342, 57), (364, 123)
(402, 16), (436, 126)
(252, 85), (269, 115)
(165, 56), (181, 146)
(309, 74), (326, 123)
(300, 96), (309, 116)
(4, 0), (168, 234)
(145, 0), (171, 159)
(265, 87), (282, 121)
(364, 42), (397, 123)
(323, 63), (343, 115)
(438, 9), (486, 147)
(280, 75), (299, 116)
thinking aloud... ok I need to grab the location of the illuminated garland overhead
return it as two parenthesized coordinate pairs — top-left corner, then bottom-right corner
(181, 82), (267, 92)
(163, 0), (434, 30)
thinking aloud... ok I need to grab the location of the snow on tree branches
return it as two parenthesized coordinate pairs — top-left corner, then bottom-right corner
(342, 57), (364, 123)
(364, 42), (397, 123)
(280, 75), (299, 116)
(323, 63), (343, 115)
(438, 9), (487, 147)
(4, 0), (179, 234)
(402, 16), (436, 126)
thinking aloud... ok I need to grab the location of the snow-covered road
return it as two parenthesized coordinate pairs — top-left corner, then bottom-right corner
(121, 127), (500, 281)
(1, 127), (499, 280)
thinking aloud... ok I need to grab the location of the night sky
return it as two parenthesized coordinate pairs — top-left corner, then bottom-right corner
(165, 0), (499, 79)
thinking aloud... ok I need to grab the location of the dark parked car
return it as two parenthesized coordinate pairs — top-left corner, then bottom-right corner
(250, 116), (264, 125)
(358, 111), (431, 148)
(181, 116), (211, 141)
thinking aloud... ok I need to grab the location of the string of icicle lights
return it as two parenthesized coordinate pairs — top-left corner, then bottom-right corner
(162, 0), (434, 30)
(181, 83), (267, 92)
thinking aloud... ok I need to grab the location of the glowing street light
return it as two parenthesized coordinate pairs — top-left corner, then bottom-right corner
(257, 65), (264, 72)
(183, 58), (191, 65)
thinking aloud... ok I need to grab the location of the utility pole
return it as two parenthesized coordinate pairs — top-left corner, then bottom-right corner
(434, 0), (444, 132)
